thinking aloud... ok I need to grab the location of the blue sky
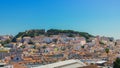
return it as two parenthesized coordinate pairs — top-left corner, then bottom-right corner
(0, 0), (120, 38)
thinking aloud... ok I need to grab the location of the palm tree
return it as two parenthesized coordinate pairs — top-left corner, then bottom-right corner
(105, 48), (109, 67)
(113, 57), (120, 68)
(81, 45), (85, 59)
(105, 48), (109, 59)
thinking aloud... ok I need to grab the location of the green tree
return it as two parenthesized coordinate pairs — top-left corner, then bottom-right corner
(105, 48), (109, 67)
(42, 45), (46, 49)
(67, 33), (74, 37)
(105, 48), (109, 60)
(0, 41), (4, 45)
(1, 39), (11, 45)
(113, 58), (120, 68)
(99, 41), (105, 45)
(115, 42), (117, 46)
(81, 45), (85, 49)
(11, 37), (17, 42)
(28, 40), (34, 44)
(33, 45), (36, 49)
(105, 48), (109, 56)
(20, 45), (25, 48)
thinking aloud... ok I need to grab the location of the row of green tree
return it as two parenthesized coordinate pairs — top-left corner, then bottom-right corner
(47, 29), (93, 39)
(12, 29), (93, 42)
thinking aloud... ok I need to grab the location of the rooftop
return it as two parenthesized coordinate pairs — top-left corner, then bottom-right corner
(33, 59), (86, 68)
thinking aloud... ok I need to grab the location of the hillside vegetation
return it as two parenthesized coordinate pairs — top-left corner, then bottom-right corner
(12, 29), (93, 42)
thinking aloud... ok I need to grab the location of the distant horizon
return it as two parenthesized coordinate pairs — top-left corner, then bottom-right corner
(0, 0), (120, 39)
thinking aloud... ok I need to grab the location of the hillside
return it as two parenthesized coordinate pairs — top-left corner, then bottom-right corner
(12, 29), (93, 42)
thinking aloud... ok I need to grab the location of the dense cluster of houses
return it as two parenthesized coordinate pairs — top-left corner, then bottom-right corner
(0, 35), (119, 68)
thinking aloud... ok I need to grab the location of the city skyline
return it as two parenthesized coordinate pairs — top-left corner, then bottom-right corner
(0, 0), (120, 39)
